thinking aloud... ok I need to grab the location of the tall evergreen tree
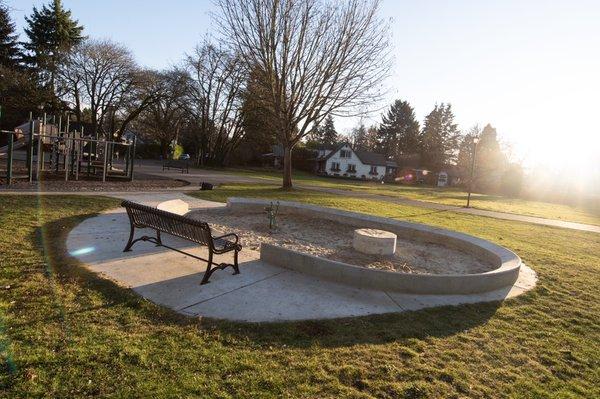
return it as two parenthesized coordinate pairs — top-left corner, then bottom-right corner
(0, 2), (51, 130)
(351, 122), (368, 150)
(240, 66), (277, 154)
(24, 0), (84, 90)
(0, 1), (21, 68)
(457, 123), (511, 191)
(477, 124), (505, 168)
(306, 115), (339, 146)
(351, 122), (378, 151)
(456, 125), (481, 177)
(321, 115), (338, 146)
(306, 122), (322, 143)
(419, 103), (460, 171)
(475, 123), (508, 189)
(0, 66), (51, 130)
(376, 99), (420, 160)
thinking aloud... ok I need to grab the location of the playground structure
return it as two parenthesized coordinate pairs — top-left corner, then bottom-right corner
(0, 114), (137, 186)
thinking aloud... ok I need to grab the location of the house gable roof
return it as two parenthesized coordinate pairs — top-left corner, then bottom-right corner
(354, 150), (388, 167)
(318, 142), (348, 161)
(320, 142), (397, 167)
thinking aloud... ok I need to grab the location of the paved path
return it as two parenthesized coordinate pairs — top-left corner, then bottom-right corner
(300, 186), (600, 234)
(125, 163), (600, 234)
(67, 193), (536, 322)
(2, 161), (598, 233)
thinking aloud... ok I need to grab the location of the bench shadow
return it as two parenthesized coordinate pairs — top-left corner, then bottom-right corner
(38, 213), (509, 349)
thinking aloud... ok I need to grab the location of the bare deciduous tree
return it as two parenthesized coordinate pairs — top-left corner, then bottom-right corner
(217, 0), (392, 188)
(184, 41), (245, 166)
(133, 70), (188, 158)
(58, 39), (160, 138)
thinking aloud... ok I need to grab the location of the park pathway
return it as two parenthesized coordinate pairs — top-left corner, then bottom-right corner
(134, 163), (600, 234)
(1, 161), (598, 234)
(299, 186), (600, 234)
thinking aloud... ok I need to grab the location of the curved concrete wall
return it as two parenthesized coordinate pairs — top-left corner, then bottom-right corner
(227, 197), (521, 295)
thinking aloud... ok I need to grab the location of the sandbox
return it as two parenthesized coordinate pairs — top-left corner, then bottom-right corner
(67, 195), (535, 321)
(187, 198), (522, 295)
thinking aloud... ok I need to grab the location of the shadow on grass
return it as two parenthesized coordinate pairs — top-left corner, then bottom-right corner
(218, 301), (503, 349)
(37, 214), (196, 328)
(38, 213), (505, 350)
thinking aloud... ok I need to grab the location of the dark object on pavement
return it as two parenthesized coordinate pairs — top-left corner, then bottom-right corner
(200, 182), (214, 190)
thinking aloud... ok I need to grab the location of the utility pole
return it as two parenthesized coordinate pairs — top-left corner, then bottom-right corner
(466, 136), (479, 208)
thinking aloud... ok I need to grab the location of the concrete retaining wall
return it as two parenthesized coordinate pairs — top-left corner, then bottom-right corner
(228, 197), (521, 294)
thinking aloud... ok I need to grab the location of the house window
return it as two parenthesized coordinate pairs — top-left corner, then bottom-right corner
(340, 149), (351, 158)
(330, 162), (341, 171)
(369, 166), (378, 175)
(347, 164), (356, 173)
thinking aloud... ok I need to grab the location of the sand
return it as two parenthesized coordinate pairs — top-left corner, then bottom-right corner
(189, 208), (495, 275)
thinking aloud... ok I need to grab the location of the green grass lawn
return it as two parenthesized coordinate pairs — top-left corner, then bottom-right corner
(216, 167), (600, 226)
(1, 189), (599, 398)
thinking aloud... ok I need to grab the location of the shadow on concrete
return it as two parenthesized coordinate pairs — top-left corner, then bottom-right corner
(40, 213), (508, 349)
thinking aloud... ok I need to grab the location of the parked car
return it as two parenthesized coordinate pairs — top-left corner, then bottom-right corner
(180, 153), (190, 160)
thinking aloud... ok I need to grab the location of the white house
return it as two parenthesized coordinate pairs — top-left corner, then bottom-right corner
(315, 142), (397, 180)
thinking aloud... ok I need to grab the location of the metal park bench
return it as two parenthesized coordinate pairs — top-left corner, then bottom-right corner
(121, 200), (241, 284)
(162, 160), (189, 173)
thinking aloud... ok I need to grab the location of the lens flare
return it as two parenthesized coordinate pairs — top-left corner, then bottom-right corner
(69, 246), (96, 256)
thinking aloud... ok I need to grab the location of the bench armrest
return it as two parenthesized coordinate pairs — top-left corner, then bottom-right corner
(213, 232), (239, 244)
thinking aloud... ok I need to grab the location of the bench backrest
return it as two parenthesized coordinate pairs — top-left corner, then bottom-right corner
(122, 200), (213, 247)
(164, 160), (188, 167)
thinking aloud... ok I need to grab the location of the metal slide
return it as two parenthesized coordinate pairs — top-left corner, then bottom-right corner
(0, 121), (36, 157)
(0, 137), (28, 157)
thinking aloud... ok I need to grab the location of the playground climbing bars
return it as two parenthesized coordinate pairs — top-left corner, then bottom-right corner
(1, 114), (137, 186)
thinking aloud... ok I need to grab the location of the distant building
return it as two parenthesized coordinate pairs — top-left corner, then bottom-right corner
(260, 144), (285, 168)
(315, 142), (397, 180)
(437, 171), (449, 187)
(122, 130), (142, 144)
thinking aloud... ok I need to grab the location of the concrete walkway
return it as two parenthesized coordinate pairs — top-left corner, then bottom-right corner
(300, 186), (600, 234)
(66, 193), (536, 322)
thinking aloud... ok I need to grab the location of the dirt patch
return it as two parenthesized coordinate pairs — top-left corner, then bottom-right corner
(190, 208), (495, 275)
(0, 170), (188, 191)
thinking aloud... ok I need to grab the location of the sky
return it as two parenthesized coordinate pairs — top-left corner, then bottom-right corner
(6, 0), (600, 184)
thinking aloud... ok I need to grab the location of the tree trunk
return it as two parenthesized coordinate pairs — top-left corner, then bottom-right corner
(282, 144), (293, 190)
(160, 139), (169, 160)
(195, 148), (201, 167)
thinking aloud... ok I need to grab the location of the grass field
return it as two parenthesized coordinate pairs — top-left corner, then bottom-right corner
(219, 167), (600, 226)
(1, 189), (599, 398)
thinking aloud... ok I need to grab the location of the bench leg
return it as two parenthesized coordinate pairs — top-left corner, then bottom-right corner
(232, 249), (240, 275)
(155, 230), (162, 246)
(200, 252), (214, 285)
(123, 225), (135, 252)
(200, 249), (241, 285)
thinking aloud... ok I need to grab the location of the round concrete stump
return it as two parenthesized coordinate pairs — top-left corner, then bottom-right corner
(353, 228), (397, 256)
(157, 199), (190, 215)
